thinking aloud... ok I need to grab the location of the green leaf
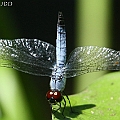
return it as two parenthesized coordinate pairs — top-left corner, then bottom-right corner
(52, 72), (120, 120)
(0, 68), (33, 120)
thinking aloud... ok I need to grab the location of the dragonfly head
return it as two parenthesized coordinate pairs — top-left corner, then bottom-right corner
(46, 90), (63, 104)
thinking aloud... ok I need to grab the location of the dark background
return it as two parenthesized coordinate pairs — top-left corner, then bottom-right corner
(113, 1), (120, 50)
(0, 0), (120, 120)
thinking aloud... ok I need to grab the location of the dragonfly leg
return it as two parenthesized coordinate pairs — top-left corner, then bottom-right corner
(52, 102), (61, 113)
(63, 91), (73, 113)
(61, 96), (66, 118)
(64, 91), (79, 114)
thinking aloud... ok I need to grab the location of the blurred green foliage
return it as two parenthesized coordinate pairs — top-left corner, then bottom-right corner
(52, 72), (120, 120)
(75, 0), (112, 92)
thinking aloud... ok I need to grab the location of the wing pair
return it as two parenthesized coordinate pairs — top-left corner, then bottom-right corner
(0, 39), (120, 78)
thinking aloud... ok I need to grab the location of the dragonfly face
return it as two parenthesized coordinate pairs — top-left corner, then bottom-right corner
(46, 90), (63, 104)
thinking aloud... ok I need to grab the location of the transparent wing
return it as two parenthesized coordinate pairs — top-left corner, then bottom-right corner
(0, 39), (56, 76)
(66, 46), (120, 78)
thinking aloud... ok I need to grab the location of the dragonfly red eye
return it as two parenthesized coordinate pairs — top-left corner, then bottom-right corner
(46, 90), (63, 104)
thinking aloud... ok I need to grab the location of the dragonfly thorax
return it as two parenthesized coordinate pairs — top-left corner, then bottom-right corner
(46, 90), (63, 104)
(50, 66), (66, 91)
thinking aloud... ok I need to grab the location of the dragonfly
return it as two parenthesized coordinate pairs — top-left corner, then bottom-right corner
(0, 12), (120, 116)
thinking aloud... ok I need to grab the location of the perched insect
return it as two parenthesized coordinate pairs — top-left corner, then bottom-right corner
(0, 12), (120, 117)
